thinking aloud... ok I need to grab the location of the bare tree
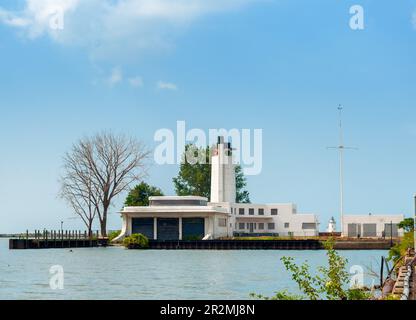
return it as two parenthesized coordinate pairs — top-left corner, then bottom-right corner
(60, 132), (150, 237)
(59, 172), (97, 237)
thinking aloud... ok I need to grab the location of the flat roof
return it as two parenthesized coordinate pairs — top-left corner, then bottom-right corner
(344, 214), (404, 217)
(149, 196), (208, 201)
(121, 205), (229, 215)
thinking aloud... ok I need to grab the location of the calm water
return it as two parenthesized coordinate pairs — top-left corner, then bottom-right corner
(0, 239), (385, 300)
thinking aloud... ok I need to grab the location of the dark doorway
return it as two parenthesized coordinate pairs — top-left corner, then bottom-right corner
(182, 218), (205, 240)
(157, 218), (179, 241)
(132, 218), (154, 239)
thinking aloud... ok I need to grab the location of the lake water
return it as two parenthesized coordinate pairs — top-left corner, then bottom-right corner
(0, 239), (386, 300)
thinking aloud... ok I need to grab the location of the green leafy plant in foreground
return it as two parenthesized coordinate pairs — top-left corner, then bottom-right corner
(388, 231), (414, 263)
(252, 239), (372, 300)
(123, 233), (149, 249)
(250, 290), (303, 301)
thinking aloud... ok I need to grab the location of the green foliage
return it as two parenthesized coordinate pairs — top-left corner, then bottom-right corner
(346, 288), (373, 301)
(281, 256), (320, 300)
(235, 165), (250, 203)
(382, 294), (400, 301)
(250, 290), (303, 301)
(108, 230), (121, 242)
(398, 218), (414, 233)
(315, 240), (350, 300)
(173, 145), (212, 198)
(388, 231), (414, 262)
(123, 233), (149, 249)
(125, 182), (164, 207)
(172, 144), (250, 203)
(252, 239), (372, 300)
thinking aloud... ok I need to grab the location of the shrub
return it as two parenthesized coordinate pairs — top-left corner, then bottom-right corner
(251, 239), (373, 300)
(388, 231), (414, 263)
(123, 234), (149, 249)
(250, 290), (303, 301)
(108, 230), (121, 242)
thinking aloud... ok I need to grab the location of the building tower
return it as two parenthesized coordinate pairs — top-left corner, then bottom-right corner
(210, 137), (236, 203)
(327, 217), (337, 233)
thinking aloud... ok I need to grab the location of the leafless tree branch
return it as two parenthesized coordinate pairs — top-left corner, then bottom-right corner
(59, 131), (151, 237)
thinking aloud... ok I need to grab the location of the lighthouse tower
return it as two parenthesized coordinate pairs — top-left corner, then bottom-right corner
(210, 137), (236, 203)
(327, 217), (337, 233)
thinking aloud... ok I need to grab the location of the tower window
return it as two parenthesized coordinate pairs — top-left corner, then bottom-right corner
(271, 209), (278, 216)
(249, 208), (254, 215)
(239, 208), (245, 215)
(258, 209), (264, 215)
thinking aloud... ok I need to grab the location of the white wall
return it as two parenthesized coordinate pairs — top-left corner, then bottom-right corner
(210, 142), (236, 203)
(215, 203), (319, 237)
(342, 214), (404, 237)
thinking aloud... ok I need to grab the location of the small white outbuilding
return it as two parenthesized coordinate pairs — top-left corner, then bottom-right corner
(342, 214), (404, 238)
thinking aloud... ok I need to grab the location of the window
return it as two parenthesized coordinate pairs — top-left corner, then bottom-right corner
(284, 223), (290, 228)
(239, 208), (245, 215)
(258, 209), (264, 216)
(267, 223), (275, 230)
(218, 218), (227, 227)
(271, 209), (278, 216)
(302, 223), (316, 230)
(249, 208), (254, 215)
(258, 223), (264, 230)
(239, 223), (245, 230)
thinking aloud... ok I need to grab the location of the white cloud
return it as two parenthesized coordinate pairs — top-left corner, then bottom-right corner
(129, 76), (144, 88)
(0, 0), (255, 62)
(108, 67), (123, 86)
(157, 81), (177, 90)
(0, 8), (31, 27)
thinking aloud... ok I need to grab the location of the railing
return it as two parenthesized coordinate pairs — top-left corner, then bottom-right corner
(19, 230), (101, 240)
(400, 266), (412, 301)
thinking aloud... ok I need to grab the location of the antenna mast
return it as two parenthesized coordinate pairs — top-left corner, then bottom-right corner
(328, 105), (357, 236)
(338, 105), (345, 236)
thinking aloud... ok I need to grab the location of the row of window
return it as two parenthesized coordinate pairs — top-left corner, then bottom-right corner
(236, 222), (291, 230)
(236, 222), (317, 231)
(231, 208), (279, 216)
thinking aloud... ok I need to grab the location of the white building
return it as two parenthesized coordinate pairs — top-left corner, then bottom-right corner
(115, 137), (319, 241)
(342, 214), (404, 238)
(327, 217), (337, 233)
(119, 196), (230, 240)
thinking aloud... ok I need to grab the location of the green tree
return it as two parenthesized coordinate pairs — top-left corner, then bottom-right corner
(398, 218), (414, 233)
(172, 144), (250, 203)
(124, 182), (164, 207)
(173, 145), (212, 198)
(235, 165), (250, 203)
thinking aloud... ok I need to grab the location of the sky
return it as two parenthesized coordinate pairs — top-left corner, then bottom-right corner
(1, 0), (416, 233)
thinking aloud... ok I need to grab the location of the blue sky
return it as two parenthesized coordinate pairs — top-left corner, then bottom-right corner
(1, 0), (416, 233)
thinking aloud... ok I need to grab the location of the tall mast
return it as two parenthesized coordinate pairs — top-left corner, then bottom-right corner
(338, 105), (344, 236)
(328, 105), (357, 236)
